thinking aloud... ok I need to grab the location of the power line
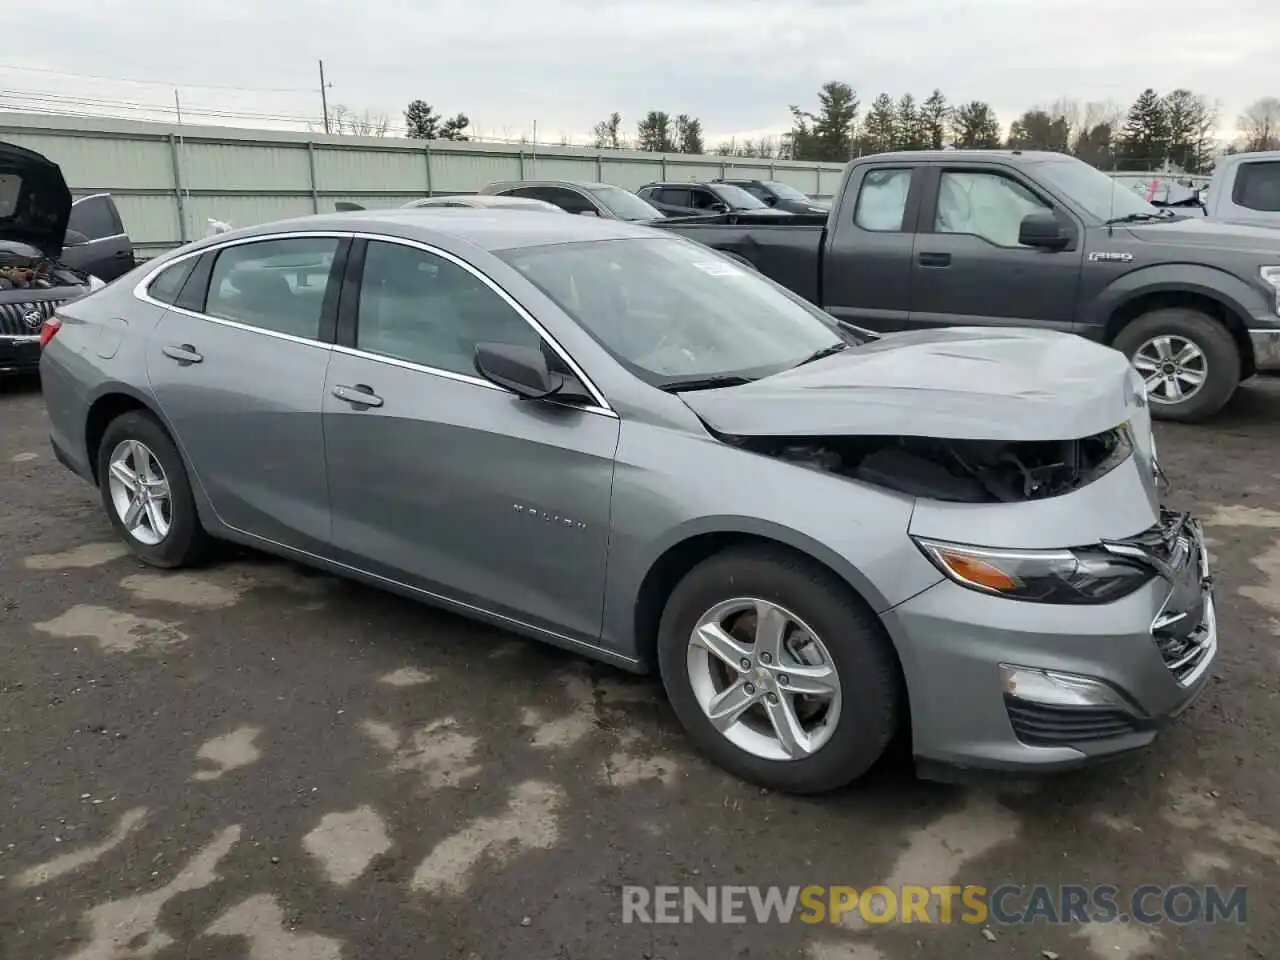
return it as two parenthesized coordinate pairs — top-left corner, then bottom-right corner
(3, 88), (326, 125)
(0, 61), (314, 95)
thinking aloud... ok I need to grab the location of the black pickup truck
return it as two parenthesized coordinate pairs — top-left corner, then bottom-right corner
(650, 149), (1280, 422)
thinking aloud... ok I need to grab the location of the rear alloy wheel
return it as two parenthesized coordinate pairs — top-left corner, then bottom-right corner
(1113, 307), (1241, 422)
(657, 548), (900, 794)
(97, 411), (210, 568)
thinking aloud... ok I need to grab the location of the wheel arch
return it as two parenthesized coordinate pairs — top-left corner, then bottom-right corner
(83, 386), (164, 485)
(630, 524), (900, 676)
(1098, 270), (1261, 379)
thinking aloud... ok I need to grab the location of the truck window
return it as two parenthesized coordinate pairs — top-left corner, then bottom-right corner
(68, 195), (122, 241)
(935, 171), (1050, 247)
(854, 168), (912, 231)
(1232, 161), (1280, 213)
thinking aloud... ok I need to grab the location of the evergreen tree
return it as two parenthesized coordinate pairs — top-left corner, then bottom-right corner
(918, 89), (950, 150)
(675, 115), (705, 154)
(1119, 89), (1169, 170)
(861, 93), (897, 153)
(894, 94), (923, 150)
(636, 111), (677, 152)
(951, 101), (1002, 149)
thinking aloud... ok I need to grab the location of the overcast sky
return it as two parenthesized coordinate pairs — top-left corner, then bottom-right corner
(3, 0), (1276, 145)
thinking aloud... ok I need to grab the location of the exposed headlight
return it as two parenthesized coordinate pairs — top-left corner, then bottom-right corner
(913, 537), (1155, 604)
(1262, 266), (1280, 317)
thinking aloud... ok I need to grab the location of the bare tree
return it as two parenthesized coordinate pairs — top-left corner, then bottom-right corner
(1047, 97), (1082, 146)
(1239, 97), (1280, 151)
(319, 104), (390, 137)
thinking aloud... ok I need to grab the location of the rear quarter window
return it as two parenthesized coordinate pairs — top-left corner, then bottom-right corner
(146, 257), (198, 305)
(1232, 161), (1280, 213)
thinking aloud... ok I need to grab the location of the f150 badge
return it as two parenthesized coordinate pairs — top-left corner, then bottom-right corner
(1088, 251), (1134, 263)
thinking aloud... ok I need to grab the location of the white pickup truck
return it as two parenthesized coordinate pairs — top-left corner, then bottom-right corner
(1200, 151), (1279, 227)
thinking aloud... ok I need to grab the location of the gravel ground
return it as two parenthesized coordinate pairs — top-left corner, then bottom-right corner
(1, 374), (1278, 960)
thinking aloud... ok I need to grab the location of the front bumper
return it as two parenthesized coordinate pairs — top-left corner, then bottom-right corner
(1249, 328), (1280, 372)
(0, 334), (41, 375)
(884, 511), (1217, 779)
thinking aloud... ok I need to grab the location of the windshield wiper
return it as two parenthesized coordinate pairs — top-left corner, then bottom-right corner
(793, 341), (851, 367)
(1103, 210), (1177, 226)
(658, 375), (756, 393)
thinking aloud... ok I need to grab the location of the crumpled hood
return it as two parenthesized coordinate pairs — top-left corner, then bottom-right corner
(680, 327), (1148, 442)
(0, 141), (72, 258)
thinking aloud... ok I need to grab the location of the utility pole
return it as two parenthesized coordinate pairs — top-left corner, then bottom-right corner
(318, 60), (331, 134)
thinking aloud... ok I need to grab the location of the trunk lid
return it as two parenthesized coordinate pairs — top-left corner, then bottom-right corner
(678, 327), (1148, 444)
(0, 141), (72, 259)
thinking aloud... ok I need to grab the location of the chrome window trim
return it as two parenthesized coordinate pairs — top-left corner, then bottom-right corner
(130, 229), (618, 417)
(132, 231), (346, 350)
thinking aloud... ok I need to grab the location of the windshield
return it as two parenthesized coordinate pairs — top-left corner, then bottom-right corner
(762, 181), (811, 202)
(497, 237), (848, 386)
(1028, 159), (1161, 222)
(712, 183), (769, 210)
(585, 185), (663, 221)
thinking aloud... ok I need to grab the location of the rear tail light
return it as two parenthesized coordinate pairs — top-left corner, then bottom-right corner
(39, 316), (63, 349)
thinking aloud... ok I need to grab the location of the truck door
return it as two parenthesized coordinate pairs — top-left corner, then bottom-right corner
(820, 163), (924, 332)
(905, 163), (1083, 333)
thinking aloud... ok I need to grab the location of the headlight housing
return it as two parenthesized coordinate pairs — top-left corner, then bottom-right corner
(913, 537), (1155, 604)
(1262, 266), (1280, 317)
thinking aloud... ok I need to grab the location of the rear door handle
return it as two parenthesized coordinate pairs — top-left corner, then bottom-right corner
(161, 344), (203, 365)
(332, 383), (383, 408)
(918, 252), (951, 267)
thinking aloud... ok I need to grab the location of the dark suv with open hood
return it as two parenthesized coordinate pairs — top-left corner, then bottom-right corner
(0, 141), (99, 375)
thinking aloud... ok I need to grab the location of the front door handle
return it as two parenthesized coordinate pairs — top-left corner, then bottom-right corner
(332, 383), (383, 408)
(161, 344), (203, 365)
(918, 252), (951, 267)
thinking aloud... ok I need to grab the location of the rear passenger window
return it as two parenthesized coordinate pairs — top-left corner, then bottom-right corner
(146, 258), (198, 305)
(854, 168), (912, 231)
(1233, 161), (1280, 213)
(205, 237), (339, 340)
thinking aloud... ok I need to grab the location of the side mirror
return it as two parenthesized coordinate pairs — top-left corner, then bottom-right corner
(64, 229), (90, 246)
(475, 342), (558, 398)
(710, 202), (730, 214)
(1018, 211), (1069, 250)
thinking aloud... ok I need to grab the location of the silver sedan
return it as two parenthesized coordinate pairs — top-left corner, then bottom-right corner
(38, 209), (1216, 794)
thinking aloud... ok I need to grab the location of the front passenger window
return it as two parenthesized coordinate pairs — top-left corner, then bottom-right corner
(356, 240), (542, 378)
(935, 171), (1051, 247)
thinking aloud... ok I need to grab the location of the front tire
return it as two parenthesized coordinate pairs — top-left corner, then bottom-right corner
(96, 411), (210, 568)
(656, 547), (901, 795)
(1113, 308), (1241, 422)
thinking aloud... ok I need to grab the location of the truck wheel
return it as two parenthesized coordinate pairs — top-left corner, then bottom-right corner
(1112, 308), (1241, 423)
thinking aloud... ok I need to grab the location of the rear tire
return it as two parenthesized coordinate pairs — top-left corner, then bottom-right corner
(1112, 308), (1240, 422)
(96, 410), (211, 568)
(657, 547), (901, 795)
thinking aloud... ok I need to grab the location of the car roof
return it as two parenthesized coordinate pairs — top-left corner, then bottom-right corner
(482, 180), (614, 192)
(862, 149), (1072, 165)
(177, 207), (659, 255)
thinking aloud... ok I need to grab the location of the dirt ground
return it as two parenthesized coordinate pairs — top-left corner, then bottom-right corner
(1, 375), (1278, 960)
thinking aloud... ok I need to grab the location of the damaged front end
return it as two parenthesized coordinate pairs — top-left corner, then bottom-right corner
(723, 423), (1139, 503)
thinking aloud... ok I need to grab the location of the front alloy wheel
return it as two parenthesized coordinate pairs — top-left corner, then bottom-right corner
(1131, 334), (1207, 406)
(687, 598), (842, 761)
(107, 439), (173, 545)
(657, 547), (901, 794)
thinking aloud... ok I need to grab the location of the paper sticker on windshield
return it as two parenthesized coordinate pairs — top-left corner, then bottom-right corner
(693, 260), (744, 277)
